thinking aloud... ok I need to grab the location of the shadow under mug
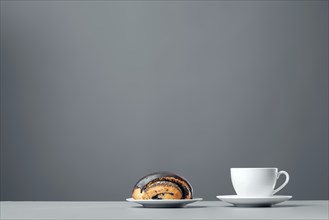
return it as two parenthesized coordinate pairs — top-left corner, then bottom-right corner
(231, 168), (290, 197)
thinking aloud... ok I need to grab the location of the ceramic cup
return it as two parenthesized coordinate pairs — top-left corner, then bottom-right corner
(230, 168), (289, 197)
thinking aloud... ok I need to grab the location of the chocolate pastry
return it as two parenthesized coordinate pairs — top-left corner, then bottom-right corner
(132, 172), (193, 200)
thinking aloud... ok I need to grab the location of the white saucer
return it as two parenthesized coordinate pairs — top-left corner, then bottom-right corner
(126, 198), (203, 208)
(216, 195), (292, 207)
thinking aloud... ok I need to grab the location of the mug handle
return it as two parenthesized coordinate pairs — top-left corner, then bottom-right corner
(273, 170), (290, 195)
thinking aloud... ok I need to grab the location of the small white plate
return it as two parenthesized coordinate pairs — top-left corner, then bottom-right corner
(216, 195), (292, 207)
(126, 198), (203, 208)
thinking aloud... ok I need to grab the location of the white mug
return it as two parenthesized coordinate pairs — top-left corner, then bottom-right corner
(231, 168), (289, 197)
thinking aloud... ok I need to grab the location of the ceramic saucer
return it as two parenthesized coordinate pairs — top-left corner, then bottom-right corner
(216, 195), (292, 207)
(126, 198), (203, 208)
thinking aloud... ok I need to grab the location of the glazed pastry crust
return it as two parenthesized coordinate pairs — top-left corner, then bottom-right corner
(132, 172), (193, 200)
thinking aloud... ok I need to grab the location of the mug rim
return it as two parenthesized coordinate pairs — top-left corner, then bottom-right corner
(230, 167), (278, 170)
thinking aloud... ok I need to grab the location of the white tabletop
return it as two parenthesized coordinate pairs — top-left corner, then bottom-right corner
(1, 201), (328, 219)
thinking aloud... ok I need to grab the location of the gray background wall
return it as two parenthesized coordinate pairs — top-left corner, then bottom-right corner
(1, 1), (328, 201)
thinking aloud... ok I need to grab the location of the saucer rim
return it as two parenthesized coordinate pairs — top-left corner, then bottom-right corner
(126, 197), (203, 203)
(216, 195), (292, 199)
